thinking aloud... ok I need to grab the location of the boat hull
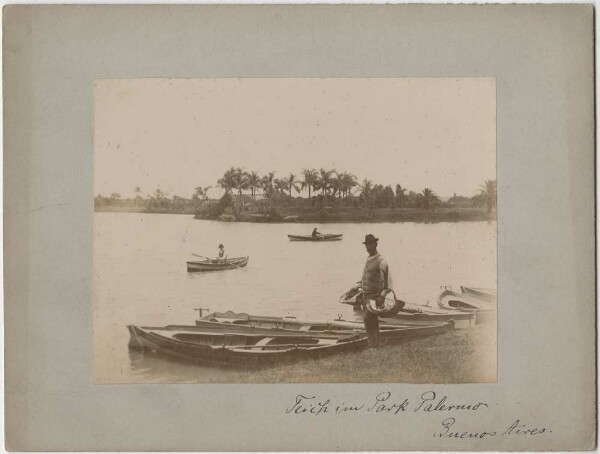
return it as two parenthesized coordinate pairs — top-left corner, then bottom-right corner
(288, 234), (343, 242)
(461, 286), (497, 304)
(197, 315), (454, 342)
(127, 319), (452, 367)
(199, 310), (447, 330)
(127, 324), (367, 367)
(186, 256), (249, 272)
(437, 289), (495, 325)
(339, 293), (477, 327)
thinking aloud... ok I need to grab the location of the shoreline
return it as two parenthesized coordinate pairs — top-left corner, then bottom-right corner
(94, 206), (496, 223)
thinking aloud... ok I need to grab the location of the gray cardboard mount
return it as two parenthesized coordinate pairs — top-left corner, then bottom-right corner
(3, 4), (596, 451)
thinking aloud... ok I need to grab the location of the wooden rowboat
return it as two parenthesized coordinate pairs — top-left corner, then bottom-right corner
(287, 234), (343, 242)
(198, 310), (447, 330)
(460, 286), (497, 304)
(186, 256), (249, 272)
(127, 320), (452, 367)
(339, 288), (476, 326)
(196, 315), (454, 344)
(128, 324), (362, 367)
(438, 289), (494, 311)
(437, 289), (496, 324)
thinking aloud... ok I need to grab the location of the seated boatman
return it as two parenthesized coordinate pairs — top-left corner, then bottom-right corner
(312, 227), (321, 238)
(217, 244), (226, 262)
(360, 234), (390, 347)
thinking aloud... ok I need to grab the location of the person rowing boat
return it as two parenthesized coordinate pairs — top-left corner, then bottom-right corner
(312, 227), (321, 238)
(217, 244), (227, 262)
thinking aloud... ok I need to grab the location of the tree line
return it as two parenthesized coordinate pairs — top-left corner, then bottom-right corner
(94, 168), (496, 213)
(215, 166), (496, 212)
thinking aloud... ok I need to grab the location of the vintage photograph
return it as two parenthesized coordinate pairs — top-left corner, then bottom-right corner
(93, 78), (497, 384)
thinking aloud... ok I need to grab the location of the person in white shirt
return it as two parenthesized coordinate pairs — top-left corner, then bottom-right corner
(217, 244), (226, 261)
(360, 234), (389, 347)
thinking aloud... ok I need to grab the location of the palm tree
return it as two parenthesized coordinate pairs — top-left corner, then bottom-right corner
(247, 171), (261, 200)
(317, 168), (334, 196)
(421, 188), (441, 210)
(231, 167), (248, 196)
(347, 173), (358, 198)
(330, 173), (342, 204)
(285, 173), (301, 198)
(301, 168), (318, 200)
(337, 172), (357, 200)
(261, 172), (276, 199)
(478, 179), (497, 213)
(273, 178), (288, 194)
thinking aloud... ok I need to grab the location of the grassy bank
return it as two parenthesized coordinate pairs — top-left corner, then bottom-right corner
(211, 323), (496, 384)
(205, 207), (495, 223)
(95, 205), (495, 223)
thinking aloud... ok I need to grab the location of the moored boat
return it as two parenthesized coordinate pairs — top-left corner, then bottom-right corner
(288, 233), (343, 242)
(127, 321), (452, 367)
(437, 289), (496, 324)
(198, 310), (447, 330)
(438, 289), (493, 311)
(186, 256), (249, 272)
(460, 286), (497, 304)
(339, 287), (477, 327)
(127, 323), (363, 367)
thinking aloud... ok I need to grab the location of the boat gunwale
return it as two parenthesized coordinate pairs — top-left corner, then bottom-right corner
(287, 234), (343, 242)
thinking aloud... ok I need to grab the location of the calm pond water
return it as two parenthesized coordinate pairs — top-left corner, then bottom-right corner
(94, 212), (496, 383)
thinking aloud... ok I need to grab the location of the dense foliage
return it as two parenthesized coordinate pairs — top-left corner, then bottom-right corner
(94, 167), (496, 216)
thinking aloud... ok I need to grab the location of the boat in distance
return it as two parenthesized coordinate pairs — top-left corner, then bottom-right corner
(288, 233), (343, 242)
(127, 318), (452, 367)
(186, 256), (249, 272)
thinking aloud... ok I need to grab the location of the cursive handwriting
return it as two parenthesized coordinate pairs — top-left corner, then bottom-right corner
(415, 391), (488, 413)
(285, 394), (330, 415)
(284, 392), (551, 440)
(433, 417), (551, 439)
(367, 392), (409, 415)
(434, 417), (497, 439)
(503, 419), (550, 436)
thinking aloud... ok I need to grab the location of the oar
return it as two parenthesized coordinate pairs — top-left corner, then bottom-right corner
(191, 253), (247, 271)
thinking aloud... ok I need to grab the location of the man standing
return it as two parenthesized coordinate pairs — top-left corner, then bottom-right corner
(360, 234), (389, 347)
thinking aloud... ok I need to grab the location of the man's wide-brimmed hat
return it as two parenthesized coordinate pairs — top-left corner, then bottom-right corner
(362, 234), (379, 244)
(218, 244), (224, 248)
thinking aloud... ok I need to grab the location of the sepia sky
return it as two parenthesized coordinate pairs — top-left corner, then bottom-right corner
(94, 78), (495, 199)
